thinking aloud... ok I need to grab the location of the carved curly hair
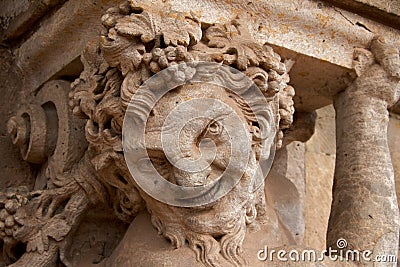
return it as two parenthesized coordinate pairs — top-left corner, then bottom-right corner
(69, 2), (295, 265)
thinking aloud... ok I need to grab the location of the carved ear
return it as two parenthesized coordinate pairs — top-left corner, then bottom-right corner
(249, 107), (276, 192)
(254, 108), (276, 160)
(255, 109), (274, 140)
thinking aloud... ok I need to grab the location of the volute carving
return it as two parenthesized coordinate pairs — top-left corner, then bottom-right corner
(3, 1), (295, 266)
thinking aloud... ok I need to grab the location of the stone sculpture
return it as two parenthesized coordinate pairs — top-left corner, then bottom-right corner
(2, 0), (399, 266)
(2, 1), (296, 266)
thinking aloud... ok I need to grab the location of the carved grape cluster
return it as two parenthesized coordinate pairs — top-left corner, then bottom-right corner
(144, 46), (193, 74)
(0, 187), (29, 241)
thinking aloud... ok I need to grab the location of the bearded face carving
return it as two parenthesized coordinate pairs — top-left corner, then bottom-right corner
(120, 59), (290, 265)
(129, 81), (269, 265)
(68, 2), (295, 266)
(2, 1), (294, 266)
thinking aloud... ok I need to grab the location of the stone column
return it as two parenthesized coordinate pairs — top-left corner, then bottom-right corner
(327, 36), (400, 264)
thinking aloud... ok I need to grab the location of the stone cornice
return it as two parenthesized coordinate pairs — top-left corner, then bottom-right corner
(4, 0), (400, 112)
(322, 0), (400, 29)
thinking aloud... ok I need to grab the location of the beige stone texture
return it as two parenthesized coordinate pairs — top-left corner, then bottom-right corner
(389, 114), (400, 207)
(322, 0), (400, 27)
(0, 0), (68, 42)
(0, 0), (30, 30)
(0, 49), (36, 191)
(2, 0), (399, 112)
(327, 37), (400, 263)
(357, 0), (400, 14)
(304, 105), (335, 250)
(304, 105), (400, 252)
(0, 0), (399, 266)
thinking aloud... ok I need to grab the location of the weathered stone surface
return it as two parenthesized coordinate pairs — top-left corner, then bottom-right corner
(99, 212), (206, 267)
(1, 1), (300, 265)
(283, 112), (317, 145)
(101, 212), (353, 267)
(327, 37), (400, 265)
(304, 105), (336, 250)
(0, 0), (31, 33)
(357, 0), (400, 15)
(390, 101), (400, 114)
(266, 141), (307, 245)
(0, 49), (35, 192)
(0, 0), (67, 44)
(67, 207), (128, 266)
(13, 0), (400, 112)
(14, 0), (123, 96)
(160, 0), (400, 112)
(389, 114), (400, 208)
(1, 0), (400, 266)
(305, 104), (400, 261)
(322, 0), (400, 28)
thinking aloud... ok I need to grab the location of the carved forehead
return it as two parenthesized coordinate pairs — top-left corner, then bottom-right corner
(145, 82), (249, 150)
(147, 83), (247, 125)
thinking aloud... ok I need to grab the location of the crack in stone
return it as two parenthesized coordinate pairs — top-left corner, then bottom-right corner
(333, 8), (372, 32)
(333, 7), (355, 25)
(355, 21), (372, 32)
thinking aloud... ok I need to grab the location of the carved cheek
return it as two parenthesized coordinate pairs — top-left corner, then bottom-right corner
(212, 146), (229, 171)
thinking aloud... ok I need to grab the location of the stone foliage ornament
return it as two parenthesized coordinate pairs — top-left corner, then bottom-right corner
(3, 1), (296, 266)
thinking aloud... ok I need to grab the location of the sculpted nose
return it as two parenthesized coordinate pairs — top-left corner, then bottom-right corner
(173, 163), (211, 187)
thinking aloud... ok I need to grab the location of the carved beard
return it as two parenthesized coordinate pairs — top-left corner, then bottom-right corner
(139, 153), (263, 267)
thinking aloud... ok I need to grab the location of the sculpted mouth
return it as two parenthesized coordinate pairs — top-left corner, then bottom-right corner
(174, 176), (222, 205)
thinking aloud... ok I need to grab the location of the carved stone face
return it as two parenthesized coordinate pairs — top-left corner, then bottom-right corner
(140, 82), (269, 265)
(145, 83), (251, 187)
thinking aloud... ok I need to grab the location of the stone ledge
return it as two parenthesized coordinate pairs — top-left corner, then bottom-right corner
(8, 0), (400, 112)
(322, 0), (400, 29)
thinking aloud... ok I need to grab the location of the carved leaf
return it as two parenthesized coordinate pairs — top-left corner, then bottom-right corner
(94, 95), (123, 127)
(162, 14), (202, 46)
(206, 25), (230, 49)
(26, 232), (45, 254)
(76, 91), (96, 119)
(91, 151), (114, 172)
(102, 29), (146, 76)
(115, 12), (157, 43)
(205, 25), (226, 40)
(204, 23), (286, 72)
(45, 218), (71, 242)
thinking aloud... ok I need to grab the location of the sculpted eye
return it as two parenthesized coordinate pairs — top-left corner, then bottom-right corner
(207, 121), (223, 136)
